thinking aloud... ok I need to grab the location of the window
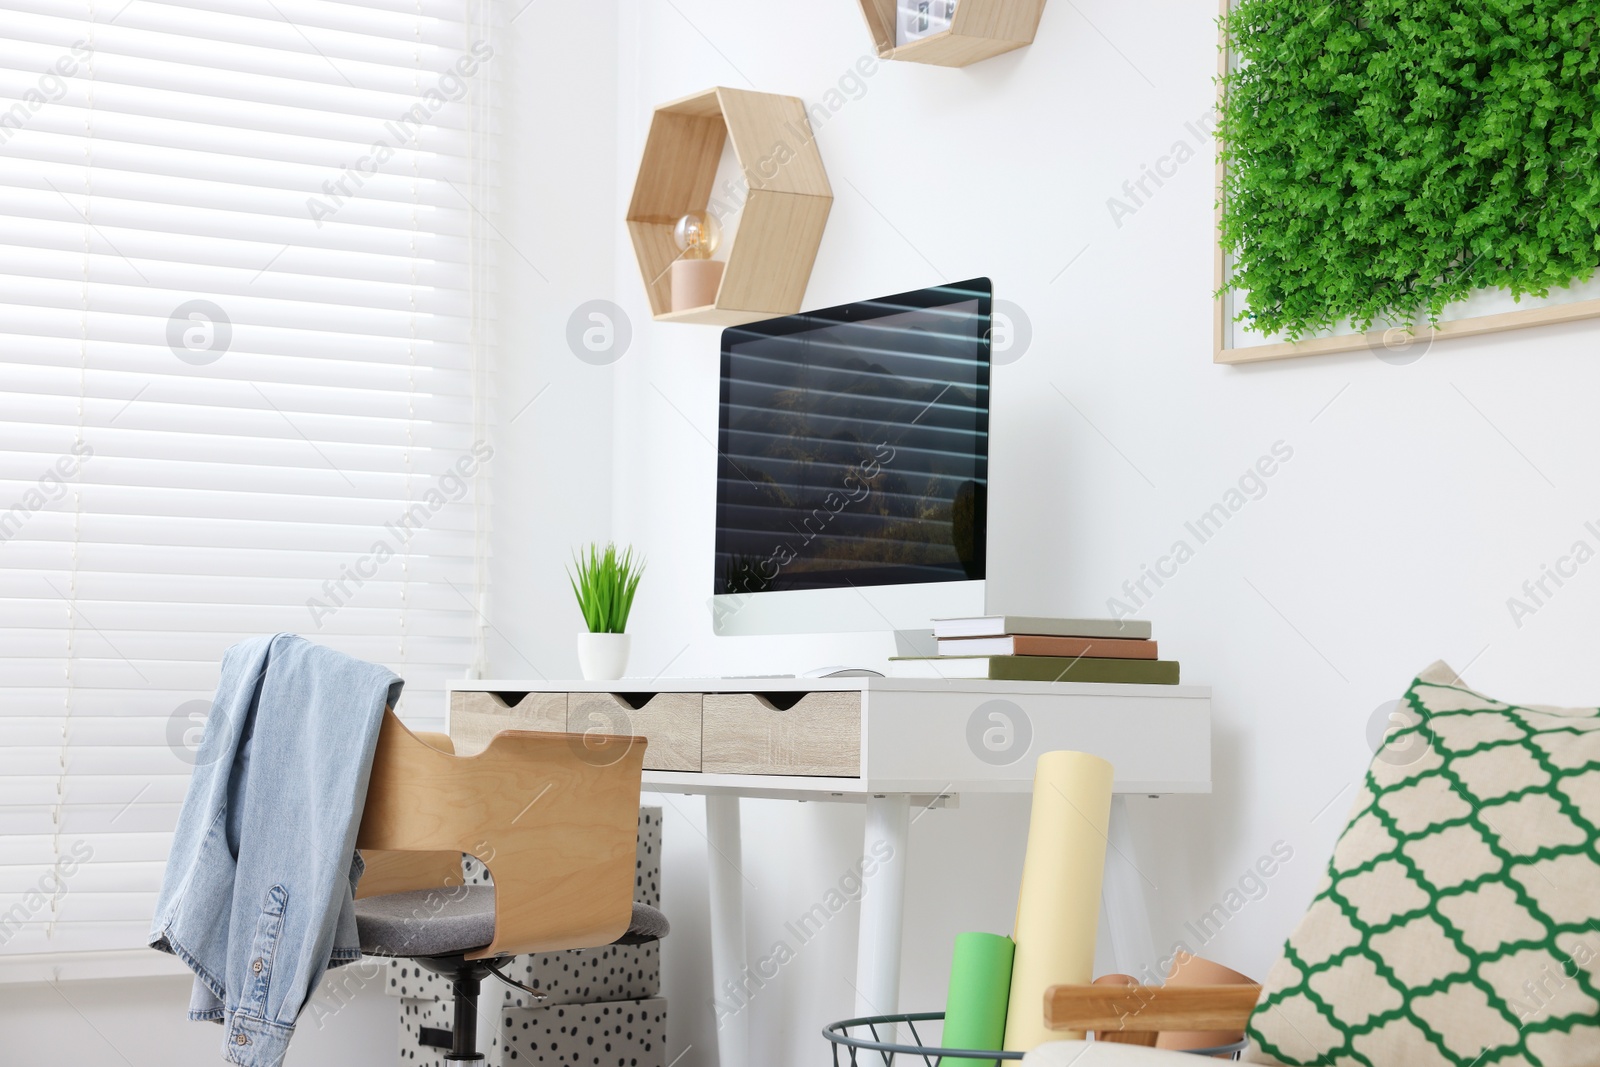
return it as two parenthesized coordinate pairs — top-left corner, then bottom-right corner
(0, 0), (495, 979)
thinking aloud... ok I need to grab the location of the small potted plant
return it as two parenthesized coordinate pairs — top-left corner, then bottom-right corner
(568, 542), (645, 680)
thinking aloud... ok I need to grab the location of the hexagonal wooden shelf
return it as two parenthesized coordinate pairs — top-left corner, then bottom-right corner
(626, 87), (832, 326)
(857, 0), (1048, 67)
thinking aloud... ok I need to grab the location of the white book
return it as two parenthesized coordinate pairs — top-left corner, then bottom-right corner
(930, 615), (1152, 640)
(887, 657), (991, 679)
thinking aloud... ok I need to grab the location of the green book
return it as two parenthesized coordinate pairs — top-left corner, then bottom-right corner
(888, 655), (1180, 684)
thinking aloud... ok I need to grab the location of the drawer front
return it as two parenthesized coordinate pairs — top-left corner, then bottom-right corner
(568, 692), (702, 772)
(702, 692), (861, 776)
(449, 690), (569, 756)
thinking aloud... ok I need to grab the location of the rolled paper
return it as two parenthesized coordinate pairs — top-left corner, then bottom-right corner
(1002, 750), (1114, 1050)
(942, 931), (1015, 1064)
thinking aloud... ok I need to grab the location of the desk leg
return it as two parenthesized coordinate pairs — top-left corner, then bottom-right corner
(705, 794), (750, 1067)
(854, 794), (910, 1029)
(1101, 795), (1158, 979)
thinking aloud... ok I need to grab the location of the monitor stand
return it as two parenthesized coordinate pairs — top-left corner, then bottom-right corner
(891, 628), (937, 657)
(800, 628), (936, 678)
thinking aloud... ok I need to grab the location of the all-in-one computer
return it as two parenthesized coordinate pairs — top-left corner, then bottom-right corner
(711, 278), (992, 644)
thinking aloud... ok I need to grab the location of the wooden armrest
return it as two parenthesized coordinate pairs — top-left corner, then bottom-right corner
(1044, 984), (1260, 1033)
(357, 709), (647, 958)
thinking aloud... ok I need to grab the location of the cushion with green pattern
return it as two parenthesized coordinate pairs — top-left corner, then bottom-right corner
(1245, 661), (1600, 1066)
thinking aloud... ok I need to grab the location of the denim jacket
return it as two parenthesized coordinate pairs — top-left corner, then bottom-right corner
(150, 634), (402, 1066)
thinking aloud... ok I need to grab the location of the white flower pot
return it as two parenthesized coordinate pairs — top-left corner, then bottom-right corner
(577, 632), (630, 681)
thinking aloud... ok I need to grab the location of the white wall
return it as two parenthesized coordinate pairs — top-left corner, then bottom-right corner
(587, 1), (1600, 1066)
(482, 0), (621, 681)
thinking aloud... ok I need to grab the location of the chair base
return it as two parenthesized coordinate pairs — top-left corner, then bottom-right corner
(415, 954), (498, 1063)
(396, 911), (667, 1063)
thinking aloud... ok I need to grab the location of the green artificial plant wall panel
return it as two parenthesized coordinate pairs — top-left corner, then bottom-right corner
(1218, 1), (1600, 343)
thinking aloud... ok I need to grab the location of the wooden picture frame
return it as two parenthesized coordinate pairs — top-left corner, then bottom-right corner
(1212, 0), (1600, 365)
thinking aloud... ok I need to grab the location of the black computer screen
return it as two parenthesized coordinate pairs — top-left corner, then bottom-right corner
(714, 279), (991, 596)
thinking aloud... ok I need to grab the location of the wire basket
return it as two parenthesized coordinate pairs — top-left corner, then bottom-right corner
(822, 1013), (1247, 1066)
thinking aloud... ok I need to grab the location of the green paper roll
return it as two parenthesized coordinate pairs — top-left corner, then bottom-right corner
(942, 931), (1015, 1064)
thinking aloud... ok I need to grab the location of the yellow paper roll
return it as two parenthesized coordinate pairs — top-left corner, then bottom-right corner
(1002, 750), (1114, 1050)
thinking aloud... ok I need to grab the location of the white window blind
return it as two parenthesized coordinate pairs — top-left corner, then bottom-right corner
(0, 0), (496, 980)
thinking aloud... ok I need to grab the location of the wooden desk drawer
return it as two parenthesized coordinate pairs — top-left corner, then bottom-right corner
(449, 690), (568, 756)
(569, 692), (702, 772)
(702, 692), (861, 776)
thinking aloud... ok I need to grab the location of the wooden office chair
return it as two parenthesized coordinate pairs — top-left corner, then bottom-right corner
(353, 709), (666, 1064)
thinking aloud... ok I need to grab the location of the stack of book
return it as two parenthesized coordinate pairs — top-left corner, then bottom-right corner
(890, 615), (1178, 683)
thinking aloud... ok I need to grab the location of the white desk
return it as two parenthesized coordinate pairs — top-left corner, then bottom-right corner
(446, 676), (1211, 1067)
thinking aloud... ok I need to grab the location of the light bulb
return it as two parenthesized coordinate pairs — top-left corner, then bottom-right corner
(673, 212), (721, 260)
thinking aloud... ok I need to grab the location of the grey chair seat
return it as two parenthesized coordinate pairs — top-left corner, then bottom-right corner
(355, 885), (668, 958)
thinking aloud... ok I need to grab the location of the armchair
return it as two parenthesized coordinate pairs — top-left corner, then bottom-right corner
(1025, 662), (1600, 1067)
(1032, 983), (1260, 1062)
